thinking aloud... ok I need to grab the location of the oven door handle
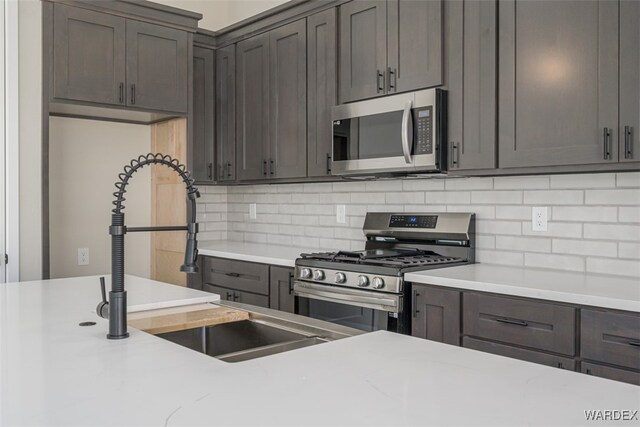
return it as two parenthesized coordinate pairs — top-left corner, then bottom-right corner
(401, 100), (413, 164)
(293, 281), (401, 313)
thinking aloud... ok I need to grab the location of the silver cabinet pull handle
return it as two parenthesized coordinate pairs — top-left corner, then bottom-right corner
(376, 70), (385, 93)
(401, 100), (413, 164)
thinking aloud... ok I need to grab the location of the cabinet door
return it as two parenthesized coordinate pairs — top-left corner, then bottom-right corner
(216, 45), (237, 182)
(307, 8), (337, 177)
(387, 0), (442, 94)
(582, 362), (640, 387)
(192, 46), (215, 183)
(620, 0), (640, 163)
(52, 4), (126, 106)
(126, 20), (188, 113)
(446, 0), (497, 170)
(411, 284), (460, 345)
(269, 267), (295, 313)
(237, 33), (270, 180)
(338, 0), (387, 102)
(269, 20), (307, 179)
(498, 0), (619, 168)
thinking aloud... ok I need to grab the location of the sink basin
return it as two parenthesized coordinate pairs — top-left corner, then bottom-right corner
(157, 319), (328, 362)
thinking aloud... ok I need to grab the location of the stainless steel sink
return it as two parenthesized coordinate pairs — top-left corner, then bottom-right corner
(155, 301), (362, 363)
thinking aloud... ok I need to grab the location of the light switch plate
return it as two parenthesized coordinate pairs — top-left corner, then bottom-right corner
(249, 203), (257, 219)
(336, 204), (346, 224)
(78, 248), (89, 266)
(532, 207), (548, 232)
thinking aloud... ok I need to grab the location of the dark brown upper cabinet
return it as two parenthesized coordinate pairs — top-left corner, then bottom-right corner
(51, 3), (190, 115)
(192, 46), (215, 183)
(498, 0), (619, 168)
(269, 19), (307, 179)
(339, 0), (442, 103)
(236, 33), (270, 181)
(620, 0), (640, 164)
(126, 21), (188, 113)
(216, 45), (237, 182)
(307, 8), (337, 177)
(446, 0), (497, 171)
(52, 4), (126, 106)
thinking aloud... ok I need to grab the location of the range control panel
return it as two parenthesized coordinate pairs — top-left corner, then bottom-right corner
(414, 106), (433, 155)
(389, 215), (438, 229)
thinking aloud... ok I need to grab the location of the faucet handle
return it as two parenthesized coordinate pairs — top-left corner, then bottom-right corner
(96, 276), (109, 319)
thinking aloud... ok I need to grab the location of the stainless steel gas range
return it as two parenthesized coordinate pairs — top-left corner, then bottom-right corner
(293, 212), (475, 334)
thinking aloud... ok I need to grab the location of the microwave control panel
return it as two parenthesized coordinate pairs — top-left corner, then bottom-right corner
(414, 106), (433, 155)
(389, 215), (438, 229)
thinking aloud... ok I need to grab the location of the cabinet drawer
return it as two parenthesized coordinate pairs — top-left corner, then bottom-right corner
(202, 257), (269, 295)
(581, 362), (640, 386)
(463, 293), (576, 356)
(581, 309), (640, 370)
(463, 337), (576, 371)
(202, 283), (269, 309)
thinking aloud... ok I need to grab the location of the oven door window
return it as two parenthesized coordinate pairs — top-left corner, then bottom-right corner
(297, 296), (389, 332)
(333, 111), (406, 161)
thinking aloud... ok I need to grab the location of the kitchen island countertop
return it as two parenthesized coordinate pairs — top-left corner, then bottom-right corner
(1, 274), (638, 426)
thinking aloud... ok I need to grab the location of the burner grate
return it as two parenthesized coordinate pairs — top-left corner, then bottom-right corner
(300, 251), (462, 268)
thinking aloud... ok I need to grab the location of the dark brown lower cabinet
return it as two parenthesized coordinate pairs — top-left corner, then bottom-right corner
(580, 309), (640, 371)
(269, 267), (295, 313)
(463, 337), (576, 370)
(203, 283), (269, 308)
(411, 284), (460, 345)
(581, 362), (640, 386)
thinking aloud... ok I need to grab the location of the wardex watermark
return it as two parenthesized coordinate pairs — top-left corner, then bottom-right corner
(584, 410), (639, 421)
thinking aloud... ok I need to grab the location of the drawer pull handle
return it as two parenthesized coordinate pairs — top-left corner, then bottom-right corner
(495, 317), (528, 327)
(628, 341), (640, 347)
(225, 272), (240, 277)
(225, 292), (233, 300)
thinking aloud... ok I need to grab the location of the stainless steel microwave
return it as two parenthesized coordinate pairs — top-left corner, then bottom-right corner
(331, 88), (447, 176)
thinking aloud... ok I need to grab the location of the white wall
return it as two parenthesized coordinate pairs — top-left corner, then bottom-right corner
(49, 118), (151, 279)
(18, 0), (42, 281)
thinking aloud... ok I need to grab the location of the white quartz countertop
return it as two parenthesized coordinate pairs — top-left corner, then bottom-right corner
(198, 240), (330, 267)
(405, 264), (640, 312)
(1, 275), (638, 426)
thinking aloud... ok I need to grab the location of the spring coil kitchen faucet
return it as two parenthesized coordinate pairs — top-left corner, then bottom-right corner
(97, 153), (200, 339)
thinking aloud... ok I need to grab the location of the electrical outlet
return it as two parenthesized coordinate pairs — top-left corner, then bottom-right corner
(532, 207), (548, 232)
(336, 204), (346, 224)
(249, 203), (257, 219)
(78, 248), (89, 266)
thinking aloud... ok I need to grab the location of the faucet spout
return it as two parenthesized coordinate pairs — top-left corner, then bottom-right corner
(97, 153), (201, 340)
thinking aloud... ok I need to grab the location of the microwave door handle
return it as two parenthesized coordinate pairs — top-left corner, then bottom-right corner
(401, 101), (413, 164)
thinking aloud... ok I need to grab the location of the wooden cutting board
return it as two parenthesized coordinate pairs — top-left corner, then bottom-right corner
(128, 303), (249, 335)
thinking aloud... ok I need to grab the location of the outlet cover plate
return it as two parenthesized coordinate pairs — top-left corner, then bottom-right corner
(336, 205), (346, 224)
(249, 203), (257, 219)
(78, 248), (89, 266)
(532, 207), (548, 232)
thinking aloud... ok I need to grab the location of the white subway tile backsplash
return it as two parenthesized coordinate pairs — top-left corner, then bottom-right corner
(550, 173), (616, 189)
(552, 206), (618, 222)
(197, 173), (640, 279)
(523, 190), (583, 205)
(585, 189), (640, 205)
(616, 172), (640, 188)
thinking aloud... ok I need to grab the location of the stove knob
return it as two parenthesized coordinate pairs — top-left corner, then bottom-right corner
(334, 272), (347, 284)
(372, 277), (385, 289)
(357, 275), (370, 287)
(313, 270), (325, 281)
(300, 268), (312, 279)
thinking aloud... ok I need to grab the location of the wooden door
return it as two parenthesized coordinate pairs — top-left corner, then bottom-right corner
(269, 19), (307, 179)
(338, 0), (387, 102)
(387, 0), (442, 94)
(620, 0), (640, 163)
(150, 119), (188, 286)
(52, 4), (126, 106)
(192, 46), (215, 183)
(236, 33), (270, 180)
(126, 20), (188, 113)
(498, 0), (619, 168)
(269, 267), (295, 313)
(216, 45), (237, 181)
(411, 284), (460, 345)
(307, 8), (337, 177)
(446, 0), (497, 170)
